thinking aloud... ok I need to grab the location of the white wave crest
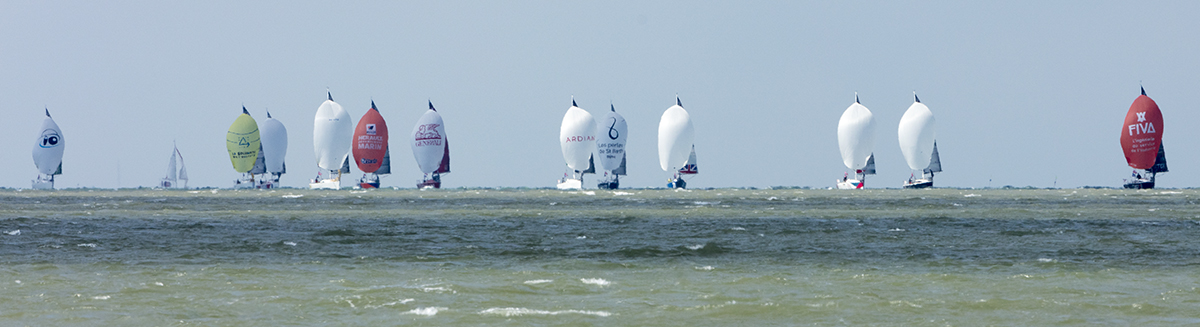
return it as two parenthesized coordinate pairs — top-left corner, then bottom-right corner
(403, 307), (446, 316)
(4, 230), (19, 236)
(580, 278), (610, 286)
(479, 307), (612, 317)
(524, 279), (553, 285)
(686, 244), (705, 250)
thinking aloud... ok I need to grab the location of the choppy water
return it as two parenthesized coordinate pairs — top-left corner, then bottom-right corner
(2, 188), (1199, 325)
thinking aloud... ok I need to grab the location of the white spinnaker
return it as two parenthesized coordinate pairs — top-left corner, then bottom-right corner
(837, 101), (876, 170)
(411, 109), (446, 174)
(657, 104), (694, 171)
(261, 116), (288, 173)
(560, 105), (596, 172)
(313, 99), (353, 171)
(898, 101), (936, 170)
(597, 109), (628, 171)
(33, 114), (65, 175)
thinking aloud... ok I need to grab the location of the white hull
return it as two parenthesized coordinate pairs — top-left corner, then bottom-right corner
(257, 178), (280, 189)
(836, 179), (863, 190)
(31, 180), (54, 190)
(309, 178), (341, 190)
(233, 176), (255, 189)
(556, 178), (583, 190)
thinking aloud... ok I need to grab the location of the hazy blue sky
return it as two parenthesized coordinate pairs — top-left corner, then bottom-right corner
(3, 1), (1199, 189)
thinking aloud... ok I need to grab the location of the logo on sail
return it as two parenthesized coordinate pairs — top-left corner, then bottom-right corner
(39, 130), (60, 148)
(415, 124), (441, 141)
(366, 124), (377, 135)
(238, 137), (250, 148)
(608, 118), (619, 140)
(1137, 112), (1146, 122)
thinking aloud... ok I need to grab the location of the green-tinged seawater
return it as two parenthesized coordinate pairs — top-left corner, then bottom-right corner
(2, 188), (1199, 326)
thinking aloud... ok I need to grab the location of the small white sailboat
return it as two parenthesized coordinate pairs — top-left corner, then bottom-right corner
(899, 93), (941, 189)
(160, 142), (188, 188)
(32, 109), (64, 190)
(658, 97), (695, 189)
(557, 99), (597, 190)
(310, 92), (353, 190)
(228, 107), (261, 189)
(258, 109), (288, 189)
(596, 103), (627, 189)
(411, 101), (450, 189)
(836, 94), (875, 189)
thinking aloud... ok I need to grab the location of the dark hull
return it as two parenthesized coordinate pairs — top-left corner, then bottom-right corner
(903, 180), (933, 189)
(597, 181), (619, 190)
(1123, 180), (1154, 189)
(417, 179), (441, 189)
(669, 178), (687, 189)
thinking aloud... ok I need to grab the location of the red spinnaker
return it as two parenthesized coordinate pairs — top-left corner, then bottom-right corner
(353, 104), (389, 173)
(1120, 94), (1162, 170)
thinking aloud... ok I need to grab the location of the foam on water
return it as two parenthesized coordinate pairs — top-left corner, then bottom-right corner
(479, 307), (612, 317)
(580, 278), (610, 286)
(402, 307), (446, 316)
(523, 279), (553, 284)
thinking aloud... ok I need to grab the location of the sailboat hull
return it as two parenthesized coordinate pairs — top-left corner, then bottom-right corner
(1123, 179), (1154, 189)
(309, 179), (341, 190)
(669, 177), (687, 189)
(597, 179), (619, 190)
(31, 178), (54, 190)
(903, 179), (934, 189)
(836, 179), (863, 189)
(557, 178), (583, 190)
(416, 179), (440, 189)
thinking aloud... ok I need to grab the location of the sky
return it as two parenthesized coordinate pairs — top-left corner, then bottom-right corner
(2, 1), (1199, 189)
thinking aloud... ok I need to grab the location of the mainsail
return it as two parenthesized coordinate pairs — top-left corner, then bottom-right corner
(33, 109), (65, 176)
(679, 146), (698, 175)
(924, 143), (942, 174)
(353, 101), (389, 174)
(837, 94), (876, 171)
(862, 153), (876, 175)
(249, 144), (267, 175)
(560, 99), (597, 173)
(165, 147), (177, 182)
(1121, 87), (1164, 170)
(1150, 143), (1168, 173)
(226, 107), (261, 173)
(658, 97), (695, 172)
(177, 146), (188, 186)
(314, 92), (353, 172)
(898, 94), (937, 171)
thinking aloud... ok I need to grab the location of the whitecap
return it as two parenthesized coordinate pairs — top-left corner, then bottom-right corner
(575, 235), (586, 239)
(524, 279), (553, 285)
(402, 307), (446, 316)
(582, 191), (595, 195)
(1037, 258), (1057, 263)
(4, 230), (19, 236)
(731, 227), (746, 231)
(686, 244), (705, 250)
(695, 266), (714, 271)
(478, 307), (612, 317)
(693, 201), (711, 205)
(281, 194), (304, 198)
(77, 243), (97, 248)
(612, 191), (635, 196)
(283, 241), (297, 246)
(964, 194), (981, 197)
(92, 295), (111, 300)
(580, 278), (610, 286)
(888, 228), (905, 232)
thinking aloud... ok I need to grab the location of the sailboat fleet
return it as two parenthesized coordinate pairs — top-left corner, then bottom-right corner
(27, 87), (1182, 190)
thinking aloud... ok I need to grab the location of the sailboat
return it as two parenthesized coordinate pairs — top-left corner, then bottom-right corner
(411, 101), (450, 189)
(1121, 86), (1167, 189)
(32, 109), (64, 190)
(659, 97), (696, 189)
(257, 109), (288, 189)
(899, 93), (941, 189)
(227, 107), (261, 189)
(160, 142), (188, 188)
(557, 99), (597, 190)
(354, 101), (390, 188)
(310, 92), (353, 190)
(596, 104), (627, 189)
(836, 93), (876, 189)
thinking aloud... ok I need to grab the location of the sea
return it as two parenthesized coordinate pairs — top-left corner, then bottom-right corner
(2, 188), (1199, 326)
